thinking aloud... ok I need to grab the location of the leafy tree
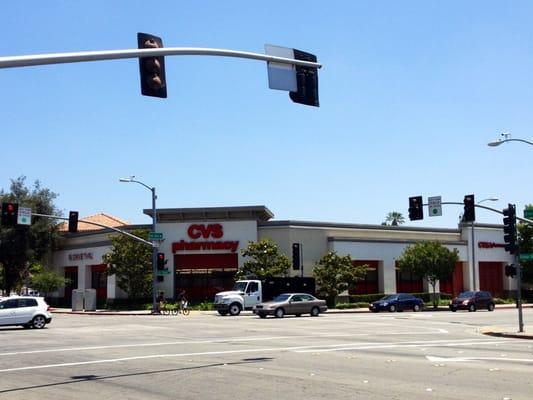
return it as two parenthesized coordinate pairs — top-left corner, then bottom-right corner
(313, 251), (367, 306)
(102, 229), (152, 300)
(384, 211), (405, 226)
(0, 176), (60, 295)
(518, 204), (533, 284)
(29, 263), (69, 298)
(397, 241), (459, 308)
(236, 239), (290, 280)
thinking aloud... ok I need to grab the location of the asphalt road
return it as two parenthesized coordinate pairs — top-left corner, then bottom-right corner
(0, 309), (532, 400)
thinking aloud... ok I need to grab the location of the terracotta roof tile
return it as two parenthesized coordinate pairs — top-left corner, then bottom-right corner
(58, 213), (129, 232)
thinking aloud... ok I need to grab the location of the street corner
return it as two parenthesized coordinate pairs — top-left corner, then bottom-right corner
(479, 326), (533, 340)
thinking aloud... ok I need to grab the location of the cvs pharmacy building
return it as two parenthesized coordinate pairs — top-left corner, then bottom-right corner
(52, 205), (517, 304)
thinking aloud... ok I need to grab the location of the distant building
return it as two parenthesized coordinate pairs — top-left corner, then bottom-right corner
(51, 205), (516, 305)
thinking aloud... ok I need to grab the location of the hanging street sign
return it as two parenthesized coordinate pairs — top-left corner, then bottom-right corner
(428, 196), (442, 217)
(149, 232), (163, 240)
(17, 207), (32, 225)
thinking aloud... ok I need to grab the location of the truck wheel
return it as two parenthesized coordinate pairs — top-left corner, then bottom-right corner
(275, 308), (285, 318)
(228, 303), (242, 316)
(217, 310), (228, 316)
(310, 307), (320, 317)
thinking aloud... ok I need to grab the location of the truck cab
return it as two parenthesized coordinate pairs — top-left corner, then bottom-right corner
(214, 280), (262, 316)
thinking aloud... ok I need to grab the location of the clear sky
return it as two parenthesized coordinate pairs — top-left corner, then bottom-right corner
(1, 1), (532, 229)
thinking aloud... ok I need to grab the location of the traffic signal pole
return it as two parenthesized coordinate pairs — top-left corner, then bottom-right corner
(0, 47), (322, 70)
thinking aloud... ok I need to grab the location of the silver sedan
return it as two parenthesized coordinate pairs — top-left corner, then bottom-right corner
(253, 293), (327, 318)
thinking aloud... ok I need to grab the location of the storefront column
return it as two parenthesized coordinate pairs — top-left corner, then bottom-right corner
(382, 258), (397, 294)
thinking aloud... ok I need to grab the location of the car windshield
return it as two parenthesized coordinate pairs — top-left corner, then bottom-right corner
(272, 294), (291, 302)
(381, 295), (398, 301)
(232, 282), (248, 292)
(458, 291), (475, 298)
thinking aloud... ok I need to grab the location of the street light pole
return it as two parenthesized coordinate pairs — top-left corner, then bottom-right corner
(119, 176), (158, 313)
(487, 132), (533, 147)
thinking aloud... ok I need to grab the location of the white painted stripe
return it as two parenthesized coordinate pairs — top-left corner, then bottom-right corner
(426, 355), (533, 363)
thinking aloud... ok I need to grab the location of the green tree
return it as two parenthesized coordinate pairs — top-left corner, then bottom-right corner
(0, 177), (60, 295)
(102, 229), (152, 300)
(313, 251), (367, 306)
(397, 241), (459, 308)
(384, 211), (405, 226)
(518, 204), (533, 284)
(29, 263), (69, 298)
(236, 239), (290, 280)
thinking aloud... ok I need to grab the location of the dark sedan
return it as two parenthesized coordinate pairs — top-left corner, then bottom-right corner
(369, 293), (424, 312)
(449, 291), (495, 312)
(253, 293), (327, 318)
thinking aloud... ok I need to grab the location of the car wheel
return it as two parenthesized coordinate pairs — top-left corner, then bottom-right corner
(310, 307), (320, 317)
(388, 304), (396, 312)
(488, 303), (495, 312)
(274, 308), (285, 318)
(259, 313), (267, 319)
(468, 304), (476, 312)
(217, 310), (228, 316)
(413, 304), (421, 312)
(228, 303), (242, 316)
(32, 315), (47, 329)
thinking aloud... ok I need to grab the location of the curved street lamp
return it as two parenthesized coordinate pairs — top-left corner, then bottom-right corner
(488, 132), (533, 147)
(119, 176), (158, 313)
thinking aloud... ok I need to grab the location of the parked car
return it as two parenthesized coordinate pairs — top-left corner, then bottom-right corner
(369, 293), (425, 312)
(0, 296), (52, 329)
(449, 291), (495, 312)
(253, 293), (327, 318)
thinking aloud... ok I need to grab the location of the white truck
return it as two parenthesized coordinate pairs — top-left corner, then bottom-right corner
(213, 278), (315, 316)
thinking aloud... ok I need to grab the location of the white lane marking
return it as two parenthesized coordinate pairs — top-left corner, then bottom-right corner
(0, 334), (367, 357)
(0, 329), (447, 357)
(426, 355), (533, 363)
(294, 338), (507, 353)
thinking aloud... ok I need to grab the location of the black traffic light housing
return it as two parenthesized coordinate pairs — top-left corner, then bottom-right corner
(463, 194), (475, 222)
(503, 203), (517, 254)
(1, 202), (18, 227)
(68, 211), (79, 233)
(289, 49), (319, 107)
(157, 252), (166, 270)
(505, 264), (517, 277)
(137, 32), (167, 98)
(408, 196), (423, 221)
(292, 243), (301, 270)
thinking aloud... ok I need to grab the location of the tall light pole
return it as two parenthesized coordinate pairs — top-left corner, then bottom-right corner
(488, 132), (533, 147)
(470, 197), (499, 291)
(119, 176), (158, 313)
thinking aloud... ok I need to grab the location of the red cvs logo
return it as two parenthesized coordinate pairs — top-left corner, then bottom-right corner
(187, 224), (224, 239)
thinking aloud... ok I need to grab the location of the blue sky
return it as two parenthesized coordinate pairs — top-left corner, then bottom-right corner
(1, 1), (532, 228)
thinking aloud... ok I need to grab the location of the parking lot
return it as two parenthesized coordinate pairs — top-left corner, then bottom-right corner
(0, 309), (532, 399)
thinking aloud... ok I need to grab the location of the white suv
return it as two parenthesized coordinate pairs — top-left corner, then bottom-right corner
(0, 296), (52, 329)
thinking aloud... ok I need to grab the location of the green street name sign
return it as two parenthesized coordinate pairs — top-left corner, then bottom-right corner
(149, 232), (163, 240)
(156, 269), (170, 275)
(524, 209), (533, 219)
(519, 253), (533, 261)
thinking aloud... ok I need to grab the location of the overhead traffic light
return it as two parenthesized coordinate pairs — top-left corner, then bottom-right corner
(503, 204), (517, 254)
(289, 49), (319, 107)
(137, 32), (167, 98)
(505, 264), (517, 277)
(292, 243), (301, 270)
(1, 202), (18, 227)
(68, 211), (79, 233)
(463, 194), (475, 222)
(408, 196), (423, 221)
(157, 252), (166, 270)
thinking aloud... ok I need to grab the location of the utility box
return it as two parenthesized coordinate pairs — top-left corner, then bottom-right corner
(72, 289), (84, 311)
(84, 289), (97, 311)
